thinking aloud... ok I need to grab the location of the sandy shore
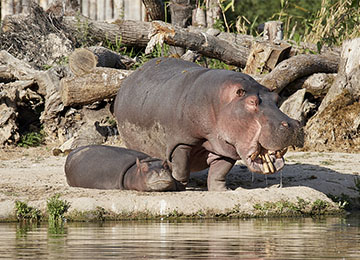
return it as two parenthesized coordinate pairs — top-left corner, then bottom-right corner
(1, 145), (359, 221)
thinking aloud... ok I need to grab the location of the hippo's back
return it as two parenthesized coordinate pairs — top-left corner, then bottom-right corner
(114, 58), (211, 160)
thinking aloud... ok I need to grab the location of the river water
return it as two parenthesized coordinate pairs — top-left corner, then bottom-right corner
(0, 214), (359, 259)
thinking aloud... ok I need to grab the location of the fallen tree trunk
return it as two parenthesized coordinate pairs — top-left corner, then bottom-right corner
(147, 21), (249, 67)
(260, 54), (339, 93)
(60, 68), (132, 106)
(62, 16), (249, 67)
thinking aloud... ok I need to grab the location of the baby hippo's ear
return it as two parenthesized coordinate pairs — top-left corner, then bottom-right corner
(162, 160), (171, 171)
(136, 158), (149, 173)
(136, 158), (141, 168)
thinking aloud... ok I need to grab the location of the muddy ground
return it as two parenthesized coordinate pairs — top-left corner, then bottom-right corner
(1, 144), (360, 221)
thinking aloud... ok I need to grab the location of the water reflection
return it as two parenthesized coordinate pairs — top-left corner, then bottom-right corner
(0, 214), (359, 259)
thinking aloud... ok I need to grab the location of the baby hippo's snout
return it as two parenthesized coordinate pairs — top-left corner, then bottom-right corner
(145, 167), (176, 191)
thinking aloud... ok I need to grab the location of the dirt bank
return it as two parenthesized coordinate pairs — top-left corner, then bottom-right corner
(1, 145), (359, 221)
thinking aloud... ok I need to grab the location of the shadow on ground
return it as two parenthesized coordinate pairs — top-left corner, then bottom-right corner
(189, 163), (360, 205)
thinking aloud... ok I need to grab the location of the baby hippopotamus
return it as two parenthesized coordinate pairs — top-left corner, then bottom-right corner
(64, 145), (175, 191)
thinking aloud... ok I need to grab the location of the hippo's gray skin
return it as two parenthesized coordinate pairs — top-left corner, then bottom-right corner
(65, 145), (175, 191)
(114, 58), (302, 191)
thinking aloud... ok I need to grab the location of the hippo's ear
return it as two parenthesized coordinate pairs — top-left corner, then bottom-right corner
(136, 158), (149, 173)
(136, 158), (141, 168)
(162, 160), (171, 171)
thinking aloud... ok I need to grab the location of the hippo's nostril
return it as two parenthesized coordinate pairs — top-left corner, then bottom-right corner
(281, 121), (289, 128)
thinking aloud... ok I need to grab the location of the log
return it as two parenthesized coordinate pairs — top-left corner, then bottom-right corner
(63, 16), (152, 48)
(0, 50), (37, 81)
(60, 68), (133, 106)
(68, 47), (135, 76)
(147, 21), (249, 67)
(317, 38), (360, 114)
(263, 21), (283, 43)
(169, 0), (193, 55)
(206, 0), (221, 28)
(68, 48), (97, 76)
(260, 54), (339, 93)
(87, 46), (135, 69)
(303, 38), (360, 152)
(142, 0), (165, 21)
(243, 41), (291, 75)
(62, 16), (249, 67)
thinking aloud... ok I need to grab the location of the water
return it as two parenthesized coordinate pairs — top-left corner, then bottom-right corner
(0, 214), (359, 259)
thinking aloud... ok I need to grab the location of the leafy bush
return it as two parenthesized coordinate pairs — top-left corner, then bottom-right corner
(18, 130), (45, 148)
(47, 194), (71, 223)
(15, 201), (42, 222)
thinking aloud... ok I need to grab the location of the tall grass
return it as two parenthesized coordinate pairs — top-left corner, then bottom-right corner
(304, 0), (360, 48)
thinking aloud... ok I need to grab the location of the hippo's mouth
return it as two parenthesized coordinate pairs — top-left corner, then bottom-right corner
(246, 144), (288, 174)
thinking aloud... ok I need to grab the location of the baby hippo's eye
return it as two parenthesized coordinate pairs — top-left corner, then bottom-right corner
(236, 89), (246, 97)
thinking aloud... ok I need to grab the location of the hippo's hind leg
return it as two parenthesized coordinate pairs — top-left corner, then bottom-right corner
(207, 154), (236, 191)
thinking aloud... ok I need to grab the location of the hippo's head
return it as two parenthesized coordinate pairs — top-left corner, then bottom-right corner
(135, 158), (175, 191)
(214, 74), (303, 174)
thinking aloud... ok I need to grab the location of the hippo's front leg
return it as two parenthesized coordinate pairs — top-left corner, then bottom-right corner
(170, 144), (192, 191)
(207, 154), (236, 191)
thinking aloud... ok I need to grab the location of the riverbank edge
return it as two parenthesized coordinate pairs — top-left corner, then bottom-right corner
(0, 189), (345, 223)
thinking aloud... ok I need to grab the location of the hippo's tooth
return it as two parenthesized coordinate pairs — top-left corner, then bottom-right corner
(275, 147), (288, 159)
(260, 155), (270, 174)
(250, 150), (260, 161)
(265, 153), (275, 173)
(280, 147), (288, 157)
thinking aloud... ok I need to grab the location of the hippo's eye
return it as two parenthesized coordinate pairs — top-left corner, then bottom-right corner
(236, 89), (246, 97)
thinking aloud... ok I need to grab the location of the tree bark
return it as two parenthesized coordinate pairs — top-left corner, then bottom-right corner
(260, 54), (339, 93)
(62, 16), (152, 48)
(142, 0), (165, 21)
(60, 68), (132, 106)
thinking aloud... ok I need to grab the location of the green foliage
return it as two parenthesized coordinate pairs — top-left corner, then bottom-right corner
(327, 193), (351, 210)
(311, 199), (329, 215)
(210, 0), (358, 48)
(304, 0), (360, 47)
(253, 197), (337, 216)
(75, 16), (93, 47)
(47, 194), (71, 223)
(15, 201), (42, 222)
(18, 130), (45, 148)
(132, 43), (170, 69)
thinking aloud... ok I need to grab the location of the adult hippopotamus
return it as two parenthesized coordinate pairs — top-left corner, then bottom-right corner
(114, 58), (302, 191)
(64, 145), (175, 191)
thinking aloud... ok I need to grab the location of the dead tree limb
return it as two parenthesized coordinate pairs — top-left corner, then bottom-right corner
(260, 54), (339, 93)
